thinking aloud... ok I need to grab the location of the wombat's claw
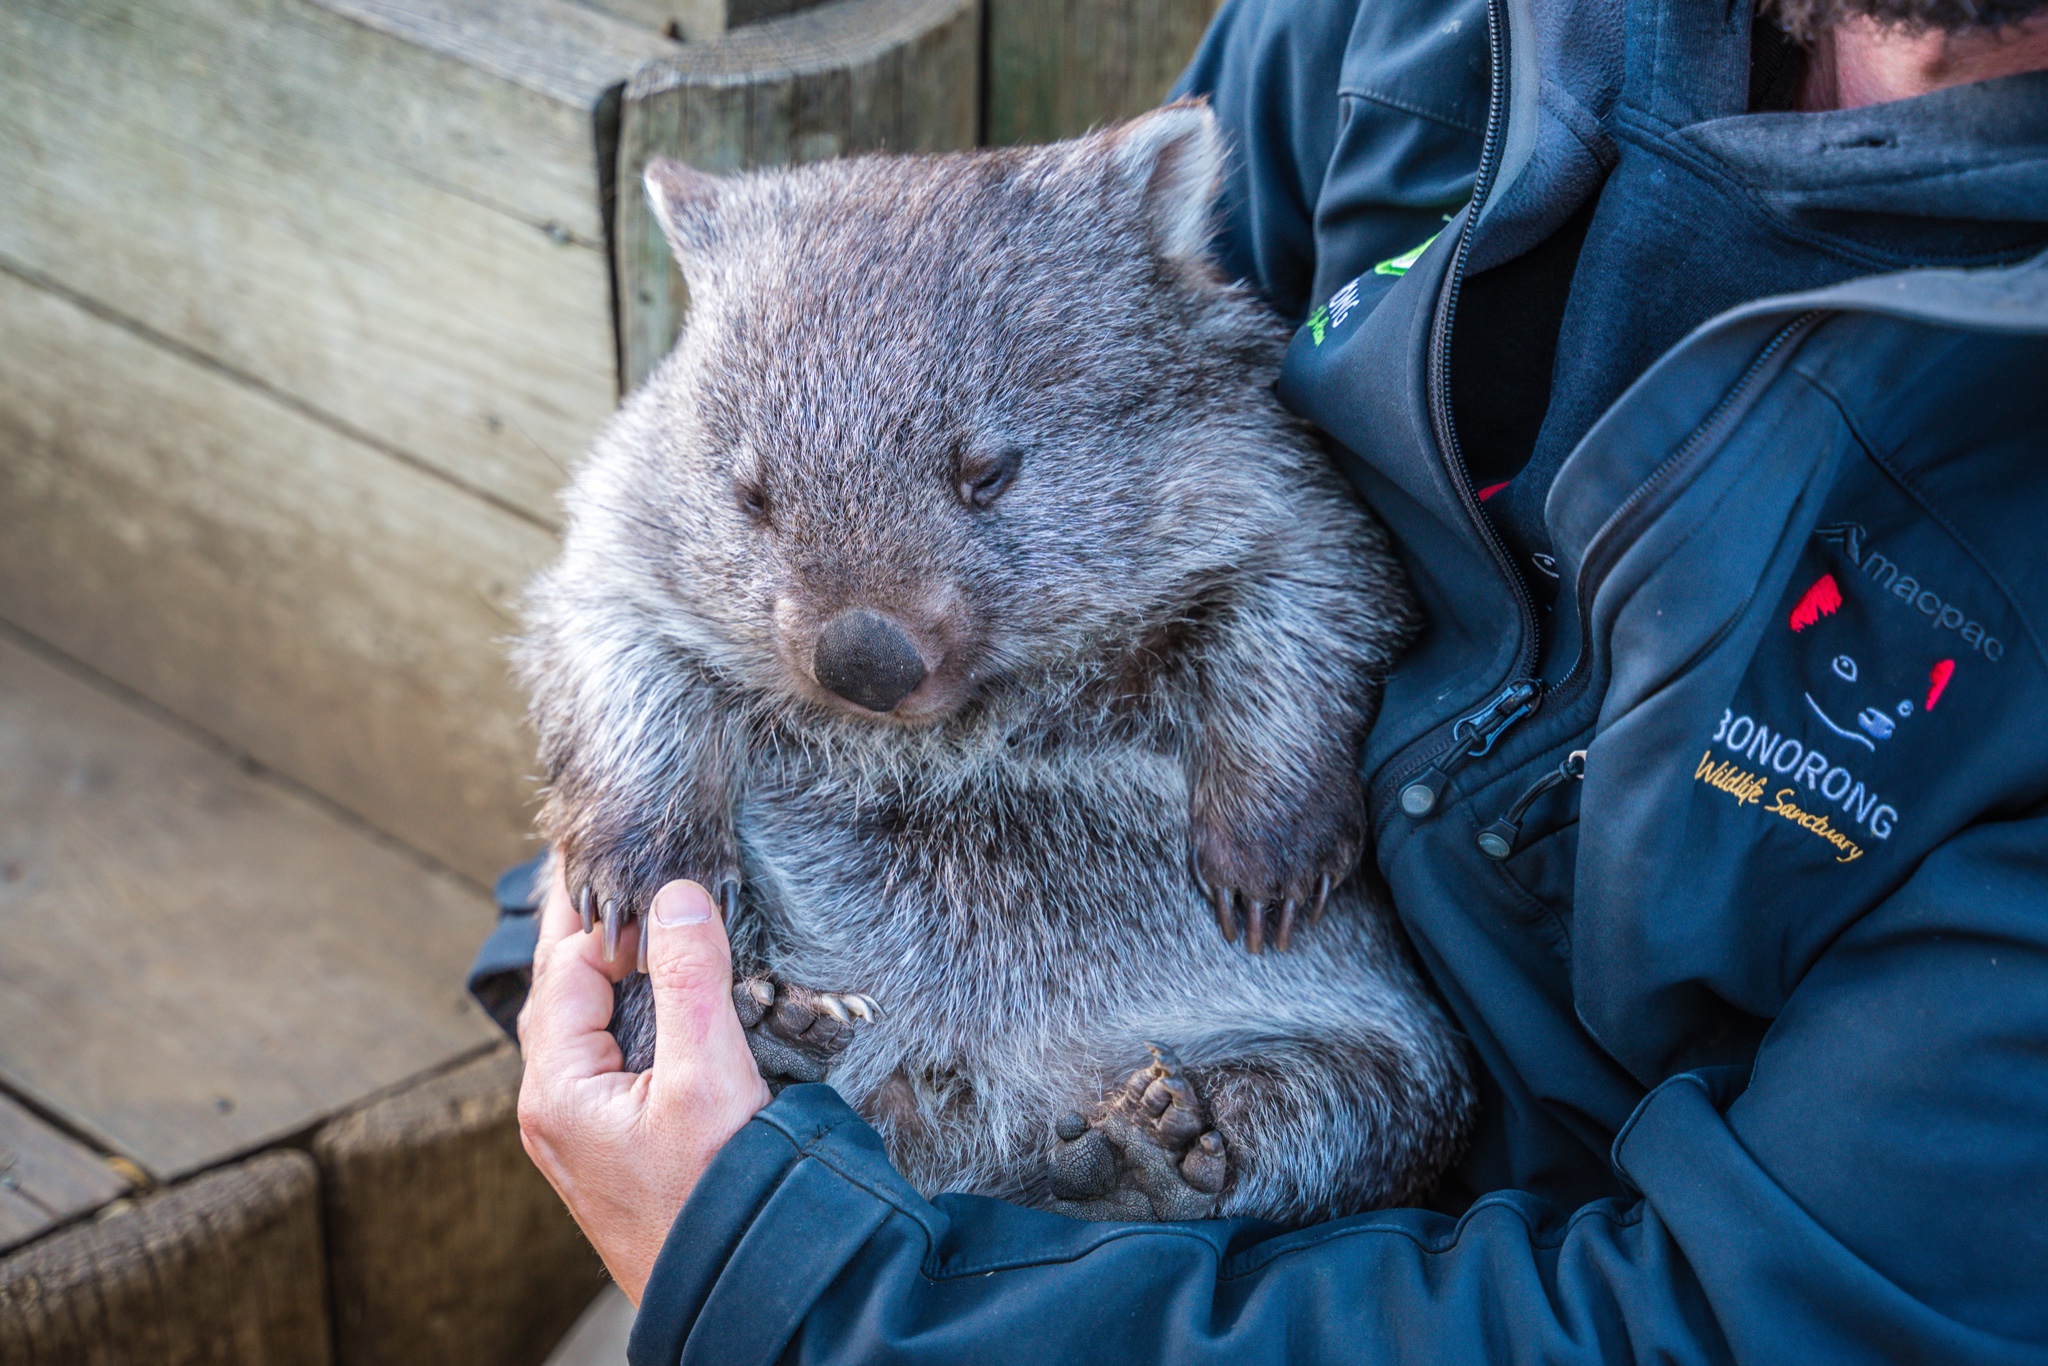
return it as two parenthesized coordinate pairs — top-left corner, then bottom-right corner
(718, 876), (740, 922)
(601, 898), (622, 962)
(1046, 1043), (1227, 1222)
(732, 977), (878, 1090)
(1211, 889), (1296, 954)
(1206, 871), (1334, 953)
(577, 883), (596, 935)
(1210, 885), (1237, 944)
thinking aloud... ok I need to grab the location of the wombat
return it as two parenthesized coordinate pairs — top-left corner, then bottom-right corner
(518, 102), (1475, 1224)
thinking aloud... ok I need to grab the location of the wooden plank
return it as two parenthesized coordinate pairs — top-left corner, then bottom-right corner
(577, 0), (728, 40)
(314, 1047), (606, 1366)
(575, 0), (835, 43)
(0, 266), (556, 886)
(0, 623), (505, 1179)
(0, 1096), (132, 1255)
(985, 0), (1222, 146)
(0, 0), (672, 527)
(614, 0), (980, 389)
(0, 1150), (330, 1366)
(313, 0), (680, 108)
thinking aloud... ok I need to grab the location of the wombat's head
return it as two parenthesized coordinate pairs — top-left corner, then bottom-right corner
(550, 102), (1304, 727)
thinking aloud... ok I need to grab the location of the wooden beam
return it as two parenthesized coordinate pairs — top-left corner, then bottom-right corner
(314, 1047), (605, 1366)
(0, 625), (503, 1179)
(0, 266), (557, 886)
(0, 1151), (331, 1365)
(577, 0), (729, 40)
(579, 0), (840, 42)
(614, 0), (981, 390)
(0, 1096), (132, 1256)
(985, 0), (1222, 146)
(0, 0), (674, 527)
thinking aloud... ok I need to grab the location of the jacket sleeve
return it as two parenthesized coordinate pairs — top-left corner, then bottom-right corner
(1172, 0), (1487, 322)
(625, 805), (2048, 1366)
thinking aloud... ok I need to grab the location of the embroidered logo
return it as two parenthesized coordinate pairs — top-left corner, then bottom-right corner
(1926, 658), (1955, 710)
(1789, 573), (1842, 632)
(1710, 709), (1897, 841)
(1694, 751), (1767, 806)
(1372, 228), (1443, 278)
(1815, 522), (2004, 661)
(1306, 278), (1364, 346)
(1786, 569), (1958, 749)
(1692, 751), (1866, 862)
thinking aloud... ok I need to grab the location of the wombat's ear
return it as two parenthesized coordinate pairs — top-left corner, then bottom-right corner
(645, 157), (723, 269)
(1105, 99), (1225, 267)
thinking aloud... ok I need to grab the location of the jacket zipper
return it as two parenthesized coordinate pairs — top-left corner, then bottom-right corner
(1395, 679), (1541, 817)
(1370, 0), (1543, 825)
(1464, 309), (1829, 848)
(1538, 310), (1827, 710)
(1370, 0), (1828, 834)
(1477, 749), (1585, 859)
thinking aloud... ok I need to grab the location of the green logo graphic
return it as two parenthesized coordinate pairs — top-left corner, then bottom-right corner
(1373, 228), (1443, 278)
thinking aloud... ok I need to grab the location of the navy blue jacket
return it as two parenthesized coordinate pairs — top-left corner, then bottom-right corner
(622, 0), (2048, 1359)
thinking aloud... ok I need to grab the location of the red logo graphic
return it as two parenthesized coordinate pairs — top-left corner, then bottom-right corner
(1926, 659), (1955, 711)
(1790, 574), (1843, 632)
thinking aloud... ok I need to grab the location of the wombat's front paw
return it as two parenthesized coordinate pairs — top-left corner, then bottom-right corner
(1046, 1044), (1228, 1222)
(1192, 779), (1360, 952)
(732, 976), (879, 1091)
(562, 851), (741, 971)
(565, 846), (740, 1074)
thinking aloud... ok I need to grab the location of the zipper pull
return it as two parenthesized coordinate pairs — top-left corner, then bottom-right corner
(1477, 749), (1586, 860)
(1399, 680), (1542, 818)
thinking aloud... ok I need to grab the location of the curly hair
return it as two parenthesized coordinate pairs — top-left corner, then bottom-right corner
(1762, 0), (2048, 39)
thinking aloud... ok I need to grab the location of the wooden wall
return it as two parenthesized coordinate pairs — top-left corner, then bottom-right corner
(0, 0), (672, 882)
(985, 0), (1224, 145)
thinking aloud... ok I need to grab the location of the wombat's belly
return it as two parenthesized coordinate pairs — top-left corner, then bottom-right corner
(732, 749), (1435, 1205)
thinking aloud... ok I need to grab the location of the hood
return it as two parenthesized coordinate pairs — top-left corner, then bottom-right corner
(1471, 0), (2048, 275)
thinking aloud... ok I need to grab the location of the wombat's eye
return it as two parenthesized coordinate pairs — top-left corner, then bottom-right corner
(736, 482), (770, 523)
(957, 445), (1023, 510)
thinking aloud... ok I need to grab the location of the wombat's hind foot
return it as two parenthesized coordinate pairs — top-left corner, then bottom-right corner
(1046, 1044), (1228, 1222)
(733, 976), (878, 1091)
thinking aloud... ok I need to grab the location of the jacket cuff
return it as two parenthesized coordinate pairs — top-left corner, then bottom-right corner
(627, 1084), (907, 1366)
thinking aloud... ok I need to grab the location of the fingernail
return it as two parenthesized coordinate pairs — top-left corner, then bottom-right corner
(652, 880), (714, 927)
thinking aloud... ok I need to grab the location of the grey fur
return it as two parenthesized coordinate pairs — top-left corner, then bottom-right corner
(519, 103), (1475, 1224)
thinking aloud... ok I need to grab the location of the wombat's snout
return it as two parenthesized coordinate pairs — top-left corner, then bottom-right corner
(812, 608), (930, 713)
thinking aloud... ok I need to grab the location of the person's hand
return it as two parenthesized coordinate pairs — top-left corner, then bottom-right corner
(516, 864), (771, 1305)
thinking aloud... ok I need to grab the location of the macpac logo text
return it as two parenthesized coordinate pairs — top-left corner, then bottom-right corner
(1816, 522), (2003, 662)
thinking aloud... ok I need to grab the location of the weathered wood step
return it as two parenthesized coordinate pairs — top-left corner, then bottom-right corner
(985, 0), (1224, 145)
(0, 1150), (331, 1366)
(0, 628), (501, 1182)
(315, 1046), (603, 1366)
(0, 0), (657, 883)
(0, 1096), (133, 1257)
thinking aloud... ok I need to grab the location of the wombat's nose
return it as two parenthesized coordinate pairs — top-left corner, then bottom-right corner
(812, 609), (929, 712)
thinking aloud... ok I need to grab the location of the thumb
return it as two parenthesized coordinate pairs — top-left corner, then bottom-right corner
(644, 881), (768, 1115)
